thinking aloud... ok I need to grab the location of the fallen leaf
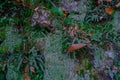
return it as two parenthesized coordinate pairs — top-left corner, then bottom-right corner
(78, 36), (85, 39)
(100, 16), (103, 21)
(30, 66), (35, 73)
(68, 25), (79, 38)
(24, 73), (30, 80)
(34, 6), (39, 11)
(68, 26), (74, 37)
(89, 32), (93, 37)
(24, 65), (29, 73)
(2, 61), (7, 71)
(62, 8), (70, 17)
(105, 6), (113, 15)
(67, 43), (87, 52)
(74, 24), (78, 32)
(115, 2), (120, 8)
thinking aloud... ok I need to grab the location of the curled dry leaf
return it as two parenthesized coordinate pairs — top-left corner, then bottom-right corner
(30, 66), (35, 73)
(24, 73), (30, 80)
(105, 6), (113, 15)
(67, 43), (88, 52)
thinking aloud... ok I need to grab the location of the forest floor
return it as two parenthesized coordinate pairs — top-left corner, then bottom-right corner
(0, 0), (120, 80)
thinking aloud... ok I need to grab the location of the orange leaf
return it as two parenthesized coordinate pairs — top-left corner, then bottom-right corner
(105, 6), (113, 15)
(24, 73), (30, 80)
(30, 66), (35, 73)
(67, 43), (87, 52)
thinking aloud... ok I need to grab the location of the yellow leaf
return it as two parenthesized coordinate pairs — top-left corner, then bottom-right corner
(105, 6), (113, 15)
(62, 8), (70, 17)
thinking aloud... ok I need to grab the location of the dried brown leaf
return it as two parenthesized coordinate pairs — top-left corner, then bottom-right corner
(89, 32), (93, 37)
(24, 65), (29, 73)
(34, 6), (39, 11)
(2, 61), (7, 71)
(30, 66), (35, 73)
(62, 8), (70, 17)
(105, 6), (113, 15)
(67, 43), (87, 52)
(100, 16), (103, 21)
(68, 25), (79, 38)
(116, 2), (120, 8)
(24, 73), (30, 80)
